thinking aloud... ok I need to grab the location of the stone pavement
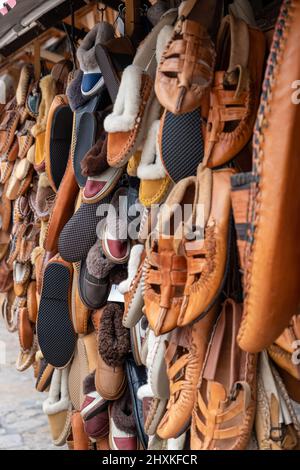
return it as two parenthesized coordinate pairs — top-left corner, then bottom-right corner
(0, 317), (66, 450)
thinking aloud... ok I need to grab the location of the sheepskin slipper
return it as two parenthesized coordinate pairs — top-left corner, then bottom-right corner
(81, 372), (109, 439)
(82, 167), (124, 204)
(77, 22), (114, 97)
(109, 388), (138, 450)
(35, 172), (56, 221)
(137, 119), (172, 207)
(98, 303), (130, 368)
(35, 356), (54, 392)
(78, 241), (115, 310)
(81, 132), (109, 177)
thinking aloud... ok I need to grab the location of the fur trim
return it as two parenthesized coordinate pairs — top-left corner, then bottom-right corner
(156, 25), (173, 64)
(31, 246), (44, 265)
(137, 120), (166, 180)
(38, 172), (51, 189)
(111, 389), (136, 434)
(16, 65), (33, 106)
(27, 144), (36, 164)
(98, 303), (130, 367)
(42, 368), (71, 415)
(81, 134), (109, 177)
(86, 241), (115, 279)
(32, 75), (57, 136)
(83, 371), (96, 394)
(39, 220), (48, 247)
(104, 65), (143, 133)
(109, 265), (128, 286)
(66, 70), (89, 112)
(118, 244), (144, 294)
(77, 22), (115, 72)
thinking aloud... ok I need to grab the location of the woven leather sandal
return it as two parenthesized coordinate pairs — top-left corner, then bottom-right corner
(155, 0), (216, 115)
(144, 176), (198, 335)
(191, 299), (256, 450)
(203, 14), (266, 168)
(157, 303), (217, 440)
(178, 166), (235, 327)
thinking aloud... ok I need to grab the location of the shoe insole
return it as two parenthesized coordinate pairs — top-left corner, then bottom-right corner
(37, 262), (76, 368)
(160, 109), (204, 183)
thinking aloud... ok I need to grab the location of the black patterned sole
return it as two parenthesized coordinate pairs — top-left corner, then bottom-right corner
(37, 262), (76, 368)
(160, 109), (204, 183)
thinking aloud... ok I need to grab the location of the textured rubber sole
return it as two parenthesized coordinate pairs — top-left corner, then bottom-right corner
(37, 262), (76, 368)
(160, 109), (204, 183)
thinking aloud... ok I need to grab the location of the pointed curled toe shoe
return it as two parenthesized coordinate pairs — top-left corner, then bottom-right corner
(178, 166), (235, 327)
(190, 299), (256, 450)
(157, 304), (218, 440)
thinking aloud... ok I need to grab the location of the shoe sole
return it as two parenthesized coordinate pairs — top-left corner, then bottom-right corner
(37, 262), (76, 368)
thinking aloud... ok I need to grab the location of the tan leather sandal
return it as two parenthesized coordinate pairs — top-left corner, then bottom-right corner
(157, 304), (218, 440)
(178, 166), (235, 327)
(144, 176), (198, 335)
(155, 0), (216, 115)
(190, 299), (256, 450)
(203, 14), (266, 168)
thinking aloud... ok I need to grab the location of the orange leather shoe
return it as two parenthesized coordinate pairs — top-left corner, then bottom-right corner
(178, 167), (235, 327)
(157, 304), (218, 440)
(144, 176), (197, 335)
(191, 299), (256, 450)
(203, 14), (266, 168)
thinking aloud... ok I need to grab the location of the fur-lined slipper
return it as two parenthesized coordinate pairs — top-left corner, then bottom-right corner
(66, 70), (89, 112)
(5, 158), (33, 201)
(43, 367), (73, 446)
(44, 95), (73, 193)
(82, 167), (124, 204)
(27, 280), (37, 323)
(0, 184), (12, 233)
(77, 22), (114, 97)
(95, 36), (135, 103)
(99, 303), (130, 368)
(68, 333), (98, 411)
(100, 187), (131, 264)
(109, 388), (138, 450)
(78, 241), (115, 310)
(17, 120), (34, 159)
(137, 119), (172, 206)
(81, 132), (109, 177)
(35, 355), (54, 392)
(0, 97), (19, 154)
(104, 12), (177, 168)
(37, 256), (76, 368)
(80, 372), (109, 439)
(127, 151), (142, 177)
(118, 244), (145, 328)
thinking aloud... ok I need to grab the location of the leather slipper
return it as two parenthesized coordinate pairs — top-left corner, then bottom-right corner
(37, 256), (76, 368)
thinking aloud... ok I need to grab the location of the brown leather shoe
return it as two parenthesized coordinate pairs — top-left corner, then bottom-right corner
(191, 299), (256, 450)
(178, 167), (235, 327)
(93, 307), (127, 401)
(237, 0), (300, 353)
(203, 14), (266, 168)
(157, 304), (217, 440)
(144, 177), (197, 335)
